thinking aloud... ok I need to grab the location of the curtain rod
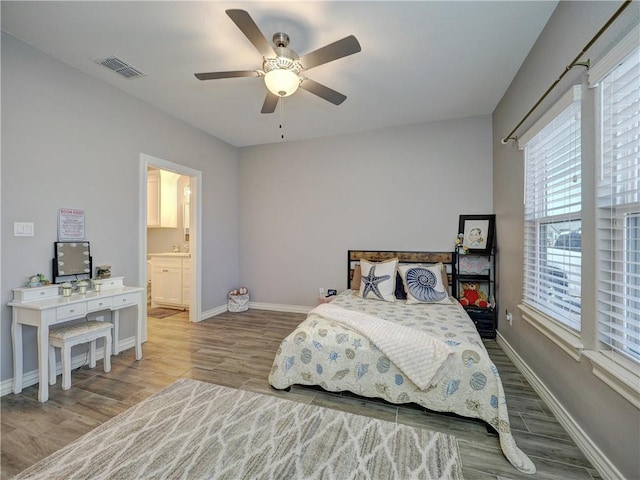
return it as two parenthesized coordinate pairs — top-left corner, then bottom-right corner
(501, 0), (633, 145)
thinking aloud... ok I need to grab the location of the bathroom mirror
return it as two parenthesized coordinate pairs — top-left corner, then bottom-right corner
(53, 241), (92, 284)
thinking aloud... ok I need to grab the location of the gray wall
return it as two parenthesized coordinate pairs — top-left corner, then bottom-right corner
(493, 2), (640, 478)
(238, 115), (493, 307)
(1, 33), (239, 381)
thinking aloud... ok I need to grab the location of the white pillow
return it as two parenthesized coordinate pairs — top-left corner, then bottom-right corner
(359, 258), (398, 302)
(398, 263), (452, 304)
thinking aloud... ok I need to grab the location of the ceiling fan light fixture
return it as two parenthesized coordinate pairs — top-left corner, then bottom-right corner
(264, 69), (300, 97)
(194, 10), (361, 113)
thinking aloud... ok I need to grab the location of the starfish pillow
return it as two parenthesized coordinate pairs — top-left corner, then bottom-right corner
(359, 258), (398, 302)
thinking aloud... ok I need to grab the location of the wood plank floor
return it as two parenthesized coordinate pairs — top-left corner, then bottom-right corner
(1, 309), (601, 479)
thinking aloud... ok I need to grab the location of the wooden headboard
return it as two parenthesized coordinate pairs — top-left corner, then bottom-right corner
(347, 250), (457, 296)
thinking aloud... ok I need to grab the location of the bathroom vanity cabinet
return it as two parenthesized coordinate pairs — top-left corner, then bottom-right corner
(149, 254), (190, 309)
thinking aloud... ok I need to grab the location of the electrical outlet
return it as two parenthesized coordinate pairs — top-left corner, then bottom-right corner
(319, 288), (325, 296)
(95, 315), (105, 322)
(506, 310), (513, 326)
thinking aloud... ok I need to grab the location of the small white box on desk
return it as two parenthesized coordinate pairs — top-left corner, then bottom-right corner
(12, 285), (59, 302)
(98, 277), (124, 290)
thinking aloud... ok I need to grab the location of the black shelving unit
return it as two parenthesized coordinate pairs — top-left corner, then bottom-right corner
(456, 247), (497, 339)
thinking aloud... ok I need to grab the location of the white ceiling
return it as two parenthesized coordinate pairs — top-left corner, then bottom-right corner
(1, 1), (557, 147)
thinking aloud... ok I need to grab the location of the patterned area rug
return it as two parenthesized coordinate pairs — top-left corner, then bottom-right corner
(147, 307), (183, 318)
(14, 379), (463, 480)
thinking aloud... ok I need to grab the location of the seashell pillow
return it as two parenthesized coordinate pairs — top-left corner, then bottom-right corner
(352, 263), (406, 299)
(398, 263), (452, 304)
(358, 258), (398, 302)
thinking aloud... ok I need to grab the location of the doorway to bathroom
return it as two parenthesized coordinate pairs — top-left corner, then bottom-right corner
(139, 153), (201, 341)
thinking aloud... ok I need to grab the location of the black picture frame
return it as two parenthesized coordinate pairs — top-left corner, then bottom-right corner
(458, 214), (495, 254)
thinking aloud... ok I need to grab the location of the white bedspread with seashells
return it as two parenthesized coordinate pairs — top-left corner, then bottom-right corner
(269, 291), (536, 474)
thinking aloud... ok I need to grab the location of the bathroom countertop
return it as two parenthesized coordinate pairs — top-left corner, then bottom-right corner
(148, 252), (191, 258)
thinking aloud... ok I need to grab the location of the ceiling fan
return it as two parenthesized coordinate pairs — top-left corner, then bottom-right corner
(195, 9), (361, 114)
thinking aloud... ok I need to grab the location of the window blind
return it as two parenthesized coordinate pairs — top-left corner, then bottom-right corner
(523, 86), (582, 330)
(596, 45), (640, 364)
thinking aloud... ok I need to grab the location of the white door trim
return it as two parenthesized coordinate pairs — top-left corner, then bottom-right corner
(139, 153), (202, 329)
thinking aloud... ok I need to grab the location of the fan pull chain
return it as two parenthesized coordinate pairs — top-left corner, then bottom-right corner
(279, 98), (285, 140)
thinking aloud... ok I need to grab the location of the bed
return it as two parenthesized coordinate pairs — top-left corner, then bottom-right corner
(268, 251), (535, 474)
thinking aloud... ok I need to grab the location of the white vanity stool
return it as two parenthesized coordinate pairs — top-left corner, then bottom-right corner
(48, 321), (113, 390)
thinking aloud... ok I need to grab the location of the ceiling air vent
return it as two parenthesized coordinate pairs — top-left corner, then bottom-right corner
(96, 56), (146, 79)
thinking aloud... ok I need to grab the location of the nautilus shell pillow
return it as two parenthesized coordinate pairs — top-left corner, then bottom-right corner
(359, 258), (398, 302)
(398, 263), (452, 304)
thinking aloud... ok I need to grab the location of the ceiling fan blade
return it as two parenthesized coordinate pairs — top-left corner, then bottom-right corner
(300, 78), (347, 105)
(226, 9), (276, 58)
(195, 71), (259, 81)
(261, 91), (279, 114)
(299, 35), (361, 70)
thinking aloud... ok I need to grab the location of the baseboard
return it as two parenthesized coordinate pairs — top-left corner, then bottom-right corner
(248, 302), (313, 315)
(199, 302), (313, 319)
(496, 332), (622, 480)
(1, 336), (136, 398)
(200, 305), (228, 320)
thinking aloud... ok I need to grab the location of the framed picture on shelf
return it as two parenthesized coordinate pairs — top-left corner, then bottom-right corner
(459, 214), (495, 254)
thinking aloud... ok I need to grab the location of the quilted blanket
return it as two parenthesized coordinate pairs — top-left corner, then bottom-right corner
(269, 291), (536, 474)
(310, 303), (455, 389)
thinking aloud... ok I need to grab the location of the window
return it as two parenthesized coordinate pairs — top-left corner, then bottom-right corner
(516, 26), (638, 405)
(522, 86), (582, 331)
(596, 45), (640, 366)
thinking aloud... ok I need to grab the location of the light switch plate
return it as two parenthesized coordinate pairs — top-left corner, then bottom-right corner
(14, 222), (34, 237)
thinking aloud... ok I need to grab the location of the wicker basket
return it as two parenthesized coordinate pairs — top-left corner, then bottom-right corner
(228, 293), (249, 312)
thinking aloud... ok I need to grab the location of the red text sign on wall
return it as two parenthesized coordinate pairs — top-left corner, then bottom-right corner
(58, 208), (85, 241)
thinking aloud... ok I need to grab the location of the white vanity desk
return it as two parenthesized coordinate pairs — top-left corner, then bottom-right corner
(9, 277), (144, 402)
